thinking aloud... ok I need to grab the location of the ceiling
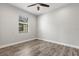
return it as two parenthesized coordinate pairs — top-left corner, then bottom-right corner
(10, 3), (69, 16)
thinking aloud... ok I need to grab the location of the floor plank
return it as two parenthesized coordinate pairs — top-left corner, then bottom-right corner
(0, 39), (79, 56)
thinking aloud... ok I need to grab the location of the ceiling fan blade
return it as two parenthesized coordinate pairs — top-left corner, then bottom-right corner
(39, 3), (49, 7)
(27, 4), (37, 7)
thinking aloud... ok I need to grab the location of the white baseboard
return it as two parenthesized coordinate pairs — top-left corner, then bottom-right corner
(1, 38), (79, 49)
(38, 38), (79, 49)
(0, 38), (35, 49)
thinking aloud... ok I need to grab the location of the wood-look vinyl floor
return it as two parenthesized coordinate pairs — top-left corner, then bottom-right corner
(0, 39), (79, 56)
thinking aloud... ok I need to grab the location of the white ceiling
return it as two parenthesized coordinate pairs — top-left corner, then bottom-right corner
(10, 3), (69, 16)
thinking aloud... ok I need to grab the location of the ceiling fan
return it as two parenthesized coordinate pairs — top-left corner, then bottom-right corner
(27, 3), (50, 11)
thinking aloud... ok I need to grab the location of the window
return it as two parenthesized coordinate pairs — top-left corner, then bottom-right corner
(19, 16), (28, 33)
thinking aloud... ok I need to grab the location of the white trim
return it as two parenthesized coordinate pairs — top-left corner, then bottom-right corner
(38, 38), (79, 49)
(1, 38), (79, 49)
(0, 38), (35, 49)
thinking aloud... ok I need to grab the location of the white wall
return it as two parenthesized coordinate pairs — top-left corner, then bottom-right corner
(38, 4), (79, 47)
(0, 4), (37, 46)
(1, 3), (79, 48)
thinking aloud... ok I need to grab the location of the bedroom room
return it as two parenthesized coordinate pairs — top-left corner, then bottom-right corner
(0, 3), (79, 56)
